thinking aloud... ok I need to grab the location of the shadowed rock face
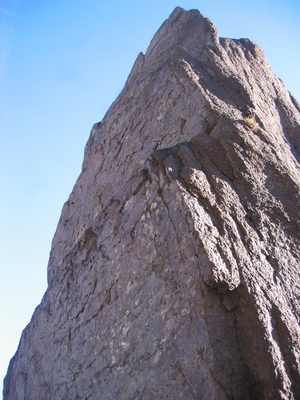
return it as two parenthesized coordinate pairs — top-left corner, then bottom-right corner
(4, 7), (300, 400)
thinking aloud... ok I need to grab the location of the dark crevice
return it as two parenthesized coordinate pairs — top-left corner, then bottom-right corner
(232, 285), (285, 399)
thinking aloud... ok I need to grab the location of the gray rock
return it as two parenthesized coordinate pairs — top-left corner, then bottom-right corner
(4, 7), (300, 400)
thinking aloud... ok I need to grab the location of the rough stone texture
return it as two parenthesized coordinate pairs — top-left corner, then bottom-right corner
(4, 7), (300, 400)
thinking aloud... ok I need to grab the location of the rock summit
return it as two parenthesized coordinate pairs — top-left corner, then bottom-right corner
(4, 7), (300, 400)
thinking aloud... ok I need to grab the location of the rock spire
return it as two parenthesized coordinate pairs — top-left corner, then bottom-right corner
(4, 7), (300, 399)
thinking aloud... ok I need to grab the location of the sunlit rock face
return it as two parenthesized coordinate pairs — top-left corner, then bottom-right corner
(4, 7), (300, 400)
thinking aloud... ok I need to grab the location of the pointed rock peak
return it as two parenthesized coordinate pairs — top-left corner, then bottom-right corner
(143, 7), (219, 65)
(3, 7), (300, 400)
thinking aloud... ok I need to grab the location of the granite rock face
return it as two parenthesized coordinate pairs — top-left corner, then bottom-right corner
(4, 7), (300, 400)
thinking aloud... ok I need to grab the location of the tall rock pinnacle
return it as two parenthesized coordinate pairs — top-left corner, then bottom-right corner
(4, 7), (300, 399)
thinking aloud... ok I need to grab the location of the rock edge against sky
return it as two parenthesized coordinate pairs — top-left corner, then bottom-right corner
(4, 7), (300, 400)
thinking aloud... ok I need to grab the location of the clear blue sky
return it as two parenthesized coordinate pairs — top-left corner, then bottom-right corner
(0, 0), (299, 390)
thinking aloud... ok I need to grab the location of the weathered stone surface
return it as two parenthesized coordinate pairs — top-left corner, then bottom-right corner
(4, 7), (300, 400)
